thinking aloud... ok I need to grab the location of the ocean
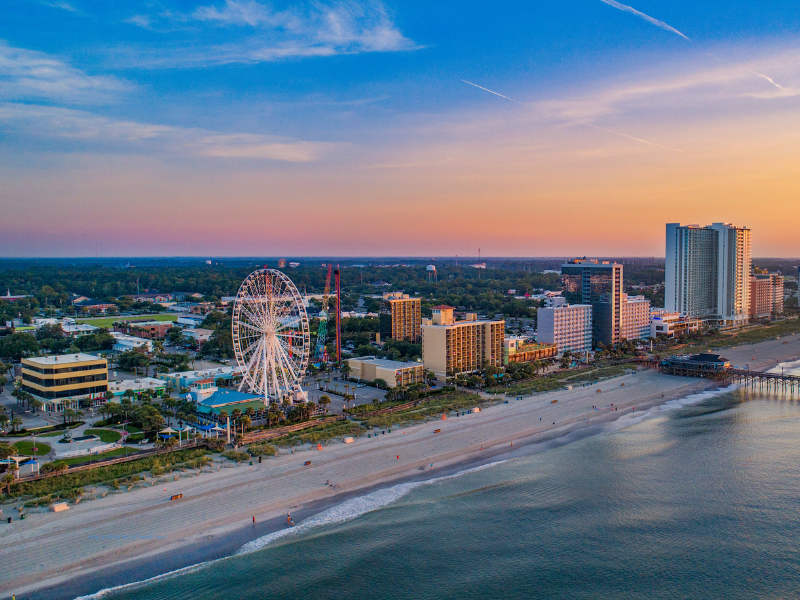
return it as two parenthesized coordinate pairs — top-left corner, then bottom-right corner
(81, 385), (800, 600)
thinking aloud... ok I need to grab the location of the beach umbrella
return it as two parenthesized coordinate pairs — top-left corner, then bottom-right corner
(159, 427), (177, 434)
(211, 425), (224, 439)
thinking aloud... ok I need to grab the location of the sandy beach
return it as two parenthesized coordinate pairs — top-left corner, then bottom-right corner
(3, 334), (800, 599)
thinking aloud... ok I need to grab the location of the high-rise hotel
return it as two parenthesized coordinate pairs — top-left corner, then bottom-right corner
(665, 222), (751, 328)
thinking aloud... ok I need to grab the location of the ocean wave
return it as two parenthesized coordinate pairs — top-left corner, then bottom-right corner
(237, 459), (508, 555)
(73, 561), (216, 600)
(74, 460), (509, 599)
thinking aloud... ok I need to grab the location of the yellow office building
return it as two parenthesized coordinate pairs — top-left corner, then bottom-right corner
(21, 353), (109, 411)
(422, 306), (504, 382)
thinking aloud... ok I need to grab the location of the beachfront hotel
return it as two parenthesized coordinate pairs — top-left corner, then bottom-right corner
(537, 304), (593, 355)
(620, 294), (652, 342)
(561, 259), (623, 348)
(421, 305), (504, 382)
(665, 222), (752, 328)
(20, 353), (109, 412)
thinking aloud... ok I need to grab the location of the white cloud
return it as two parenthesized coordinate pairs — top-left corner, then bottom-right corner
(0, 102), (336, 162)
(124, 0), (417, 66)
(0, 40), (132, 103)
(535, 50), (800, 122)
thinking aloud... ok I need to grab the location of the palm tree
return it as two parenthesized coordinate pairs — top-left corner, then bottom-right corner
(30, 398), (43, 414)
(318, 395), (331, 413)
(3, 472), (15, 495)
(340, 362), (351, 381)
(10, 416), (23, 432)
(240, 415), (251, 431)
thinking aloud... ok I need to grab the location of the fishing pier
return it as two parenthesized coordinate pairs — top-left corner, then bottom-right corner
(657, 353), (800, 394)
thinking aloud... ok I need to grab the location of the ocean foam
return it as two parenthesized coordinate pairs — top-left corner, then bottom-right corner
(237, 459), (508, 555)
(74, 460), (508, 599)
(74, 384), (737, 598)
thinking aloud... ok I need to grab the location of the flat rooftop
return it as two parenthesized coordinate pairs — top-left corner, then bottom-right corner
(350, 357), (422, 369)
(24, 353), (105, 365)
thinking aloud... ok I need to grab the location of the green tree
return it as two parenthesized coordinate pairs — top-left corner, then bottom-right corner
(3, 472), (15, 495)
(0, 333), (40, 361)
(340, 362), (351, 380)
(0, 442), (14, 459)
(0, 376), (7, 392)
(373, 378), (387, 390)
(318, 395), (331, 413)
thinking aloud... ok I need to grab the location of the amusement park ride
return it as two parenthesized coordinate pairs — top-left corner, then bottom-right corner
(231, 265), (342, 407)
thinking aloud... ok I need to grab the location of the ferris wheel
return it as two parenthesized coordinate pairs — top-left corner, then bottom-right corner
(232, 268), (310, 405)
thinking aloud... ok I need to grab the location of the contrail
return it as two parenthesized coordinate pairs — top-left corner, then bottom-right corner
(742, 65), (783, 90)
(460, 80), (524, 104)
(575, 121), (681, 152)
(599, 0), (690, 40)
(599, 2), (783, 91)
(460, 79), (680, 152)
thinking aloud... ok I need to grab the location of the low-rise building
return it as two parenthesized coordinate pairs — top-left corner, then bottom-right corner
(76, 299), (117, 314)
(503, 336), (558, 365)
(108, 377), (166, 398)
(160, 365), (243, 390)
(62, 323), (100, 337)
(537, 304), (593, 355)
(114, 320), (175, 339)
(109, 331), (153, 353)
(1, 289), (32, 302)
(184, 328), (214, 345)
(196, 389), (264, 416)
(20, 353), (108, 411)
(177, 313), (206, 328)
(650, 310), (703, 338)
(421, 305), (504, 381)
(347, 357), (424, 388)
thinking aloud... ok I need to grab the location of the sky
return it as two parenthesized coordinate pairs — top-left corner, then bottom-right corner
(1, 0), (799, 257)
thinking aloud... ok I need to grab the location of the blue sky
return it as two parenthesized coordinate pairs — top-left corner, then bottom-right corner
(1, 1), (799, 256)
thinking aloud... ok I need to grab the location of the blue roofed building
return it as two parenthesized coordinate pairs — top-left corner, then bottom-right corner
(196, 389), (265, 416)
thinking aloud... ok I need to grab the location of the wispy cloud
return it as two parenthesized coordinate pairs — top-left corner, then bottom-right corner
(124, 0), (417, 66)
(459, 78), (680, 151)
(0, 102), (336, 161)
(0, 40), (131, 103)
(193, 0), (290, 27)
(598, 0), (689, 40)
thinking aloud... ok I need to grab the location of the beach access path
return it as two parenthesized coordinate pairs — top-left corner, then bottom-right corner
(3, 333), (800, 598)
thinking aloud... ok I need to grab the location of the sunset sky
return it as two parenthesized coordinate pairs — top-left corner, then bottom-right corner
(1, 0), (799, 257)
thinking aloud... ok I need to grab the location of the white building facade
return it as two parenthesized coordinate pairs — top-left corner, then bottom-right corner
(537, 304), (592, 355)
(620, 294), (651, 341)
(665, 222), (751, 328)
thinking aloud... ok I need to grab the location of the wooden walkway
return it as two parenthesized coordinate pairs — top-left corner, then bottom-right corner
(242, 416), (344, 444)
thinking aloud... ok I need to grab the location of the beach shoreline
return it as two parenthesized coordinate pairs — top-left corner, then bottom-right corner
(4, 335), (800, 600)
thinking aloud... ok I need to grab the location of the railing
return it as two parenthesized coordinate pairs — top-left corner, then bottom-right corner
(242, 416), (344, 444)
(344, 400), (421, 418)
(12, 439), (208, 484)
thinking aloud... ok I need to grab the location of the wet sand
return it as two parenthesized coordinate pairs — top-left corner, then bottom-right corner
(4, 332), (800, 599)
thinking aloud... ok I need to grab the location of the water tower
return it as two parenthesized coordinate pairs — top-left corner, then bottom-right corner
(427, 264), (437, 283)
